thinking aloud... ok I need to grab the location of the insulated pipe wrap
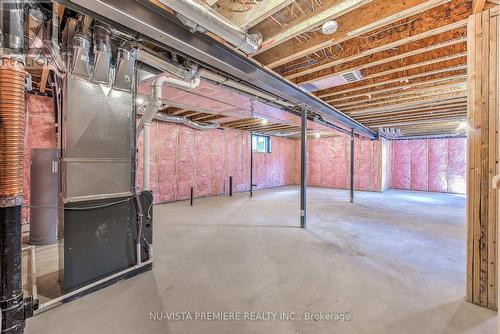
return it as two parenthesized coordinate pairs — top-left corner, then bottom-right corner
(0, 59), (25, 203)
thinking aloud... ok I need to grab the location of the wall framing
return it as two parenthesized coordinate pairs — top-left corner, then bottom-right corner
(466, 6), (499, 310)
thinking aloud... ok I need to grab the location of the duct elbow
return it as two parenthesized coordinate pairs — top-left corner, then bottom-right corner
(240, 32), (262, 55)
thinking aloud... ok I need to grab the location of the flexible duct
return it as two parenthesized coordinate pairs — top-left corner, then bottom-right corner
(0, 58), (25, 205)
(0, 0), (25, 205)
(153, 113), (219, 130)
(157, 0), (262, 54)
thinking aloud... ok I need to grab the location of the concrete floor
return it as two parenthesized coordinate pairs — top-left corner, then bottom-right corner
(27, 186), (496, 334)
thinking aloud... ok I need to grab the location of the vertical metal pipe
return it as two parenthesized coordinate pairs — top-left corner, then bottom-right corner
(190, 187), (193, 206)
(229, 176), (233, 196)
(0, 2), (32, 332)
(250, 130), (253, 198)
(143, 123), (151, 191)
(350, 129), (355, 203)
(0, 206), (24, 334)
(300, 107), (307, 228)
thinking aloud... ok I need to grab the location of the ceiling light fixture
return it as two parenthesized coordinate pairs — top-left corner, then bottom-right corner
(314, 132), (321, 139)
(321, 20), (339, 35)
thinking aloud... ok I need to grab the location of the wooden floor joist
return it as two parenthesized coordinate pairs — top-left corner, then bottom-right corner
(316, 66), (467, 99)
(334, 84), (466, 108)
(292, 19), (469, 85)
(328, 78), (467, 104)
(254, 0), (456, 67)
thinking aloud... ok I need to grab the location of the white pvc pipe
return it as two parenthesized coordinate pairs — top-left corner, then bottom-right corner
(139, 74), (201, 192)
(143, 122), (151, 191)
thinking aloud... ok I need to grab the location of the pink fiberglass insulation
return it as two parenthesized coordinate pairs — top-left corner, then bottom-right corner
(23, 94), (57, 224)
(447, 138), (467, 193)
(254, 136), (295, 190)
(294, 137), (383, 192)
(427, 139), (448, 193)
(137, 120), (295, 204)
(392, 140), (411, 190)
(381, 138), (392, 191)
(390, 138), (466, 194)
(410, 140), (428, 191)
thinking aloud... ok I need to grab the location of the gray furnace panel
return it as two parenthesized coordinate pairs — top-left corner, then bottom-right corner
(62, 76), (134, 201)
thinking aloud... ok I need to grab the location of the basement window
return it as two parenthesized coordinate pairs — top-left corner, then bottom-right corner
(252, 134), (271, 153)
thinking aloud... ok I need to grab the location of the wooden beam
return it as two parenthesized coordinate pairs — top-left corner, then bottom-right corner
(286, 34), (466, 80)
(294, 19), (468, 85)
(254, 0), (454, 67)
(346, 95), (467, 114)
(338, 90), (467, 110)
(190, 114), (227, 122)
(239, 124), (297, 131)
(473, 0), (487, 13)
(222, 118), (261, 127)
(354, 103), (468, 119)
(39, 65), (49, 94)
(359, 51), (466, 82)
(327, 77), (467, 103)
(466, 7), (498, 310)
(254, 0), (371, 54)
(335, 86), (467, 110)
(217, 0), (295, 28)
(204, 0), (219, 6)
(334, 83), (467, 107)
(356, 111), (468, 125)
(362, 115), (467, 127)
(177, 111), (200, 118)
(317, 65), (467, 98)
(350, 101), (468, 117)
(170, 109), (189, 115)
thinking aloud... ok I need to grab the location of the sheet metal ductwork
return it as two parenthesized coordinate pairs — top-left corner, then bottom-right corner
(136, 48), (198, 80)
(157, 0), (262, 54)
(0, 0), (24, 58)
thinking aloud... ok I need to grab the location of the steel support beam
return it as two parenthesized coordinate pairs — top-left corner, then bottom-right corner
(61, 0), (377, 139)
(300, 107), (307, 228)
(350, 129), (355, 203)
(250, 130), (254, 198)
